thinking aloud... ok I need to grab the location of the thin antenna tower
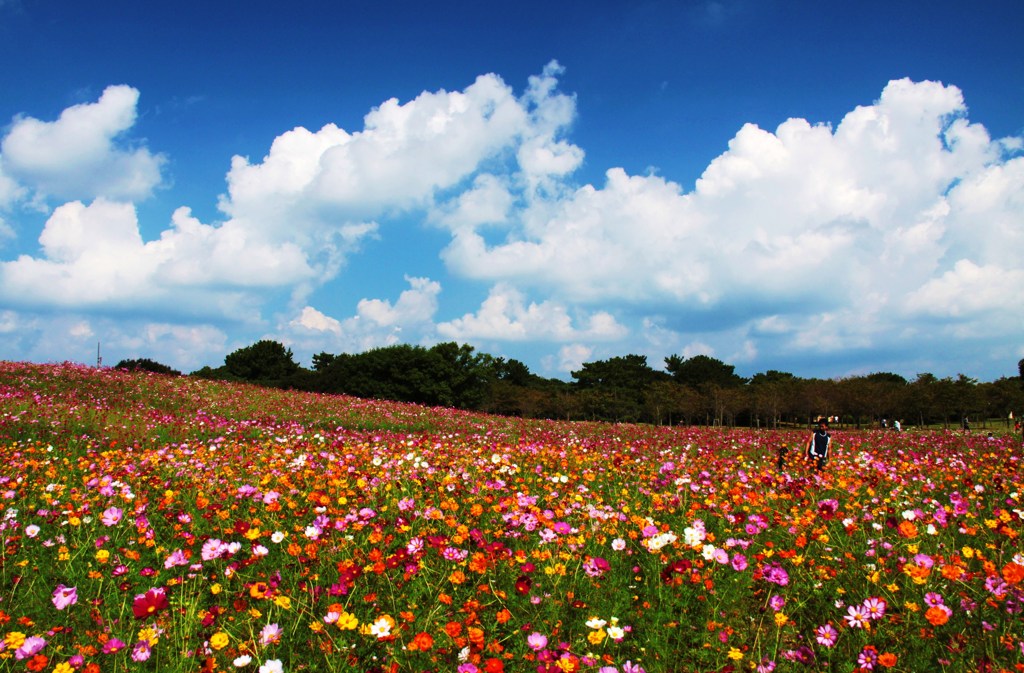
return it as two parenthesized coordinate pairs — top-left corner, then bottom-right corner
(97, 341), (102, 368)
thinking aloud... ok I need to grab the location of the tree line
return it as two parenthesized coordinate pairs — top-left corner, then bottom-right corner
(118, 343), (1024, 429)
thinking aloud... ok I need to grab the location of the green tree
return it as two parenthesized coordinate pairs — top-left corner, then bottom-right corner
(749, 370), (798, 427)
(224, 340), (300, 382)
(114, 358), (181, 376)
(572, 354), (669, 422)
(665, 354), (746, 388)
(311, 352), (336, 371)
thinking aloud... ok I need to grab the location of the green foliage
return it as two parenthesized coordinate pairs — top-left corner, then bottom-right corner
(571, 355), (670, 422)
(307, 342), (498, 409)
(223, 339), (301, 382)
(665, 354), (746, 388)
(114, 357), (182, 376)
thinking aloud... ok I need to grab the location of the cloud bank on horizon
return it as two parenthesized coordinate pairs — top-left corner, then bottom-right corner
(1, 62), (1022, 380)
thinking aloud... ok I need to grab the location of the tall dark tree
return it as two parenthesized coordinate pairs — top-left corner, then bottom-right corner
(665, 354), (746, 388)
(311, 352), (336, 372)
(749, 370), (798, 427)
(224, 340), (300, 382)
(572, 355), (668, 422)
(114, 358), (181, 376)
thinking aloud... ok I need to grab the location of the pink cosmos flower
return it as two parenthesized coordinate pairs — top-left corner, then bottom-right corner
(844, 604), (869, 629)
(52, 584), (78, 610)
(862, 596), (886, 620)
(14, 636), (46, 660)
(131, 641), (152, 662)
(260, 623), (282, 645)
(814, 623), (838, 648)
(527, 632), (548, 651)
(164, 549), (189, 569)
(202, 538), (227, 561)
(100, 506), (123, 526)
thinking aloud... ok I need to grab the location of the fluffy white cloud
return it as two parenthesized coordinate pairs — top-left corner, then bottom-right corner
(0, 199), (305, 319)
(0, 63), (582, 343)
(542, 343), (593, 374)
(290, 306), (342, 335)
(279, 276), (443, 359)
(437, 282), (627, 341)
(357, 276), (440, 327)
(219, 64), (577, 226)
(1, 85), (165, 202)
(438, 77), (1023, 371)
(1, 69), (1021, 379)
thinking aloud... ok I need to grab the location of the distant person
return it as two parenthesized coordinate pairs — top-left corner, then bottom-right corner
(806, 419), (831, 472)
(893, 419), (901, 432)
(776, 444), (789, 471)
(881, 418), (888, 429)
(962, 417), (971, 432)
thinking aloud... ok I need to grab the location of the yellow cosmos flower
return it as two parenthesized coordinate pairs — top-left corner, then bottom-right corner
(209, 632), (229, 650)
(337, 612), (358, 630)
(4, 632), (26, 649)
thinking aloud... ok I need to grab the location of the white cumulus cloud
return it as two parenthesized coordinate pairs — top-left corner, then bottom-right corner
(1, 85), (165, 202)
(437, 282), (627, 342)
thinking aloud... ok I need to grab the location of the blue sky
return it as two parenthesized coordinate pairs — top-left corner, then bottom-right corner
(1, 0), (1022, 382)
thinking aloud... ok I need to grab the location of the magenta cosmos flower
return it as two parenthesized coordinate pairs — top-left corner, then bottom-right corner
(132, 587), (170, 620)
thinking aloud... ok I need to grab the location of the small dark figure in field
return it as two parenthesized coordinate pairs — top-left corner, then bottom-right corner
(807, 419), (831, 472)
(777, 444), (789, 471)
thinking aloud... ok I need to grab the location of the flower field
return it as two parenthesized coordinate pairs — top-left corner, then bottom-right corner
(1, 361), (1022, 673)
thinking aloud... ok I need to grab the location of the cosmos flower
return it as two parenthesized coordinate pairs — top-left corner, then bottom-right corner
(132, 587), (169, 620)
(51, 584), (77, 610)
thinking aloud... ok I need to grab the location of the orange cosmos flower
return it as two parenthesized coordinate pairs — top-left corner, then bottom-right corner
(878, 652), (898, 667)
(924, 606), (950, 626)
(940, 564), (964, 581)
(897, 520), (918, 538)
(1001, 562), (1024, 585)
(468, 626), (486, 648)
(409, 632), (433, 651)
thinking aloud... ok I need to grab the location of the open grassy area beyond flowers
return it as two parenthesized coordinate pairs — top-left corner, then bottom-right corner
(0, 361), (1022, 673)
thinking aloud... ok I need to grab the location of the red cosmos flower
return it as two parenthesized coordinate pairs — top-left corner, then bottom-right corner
(132, 587), (170, 620)
(514, 575), (532, 594)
